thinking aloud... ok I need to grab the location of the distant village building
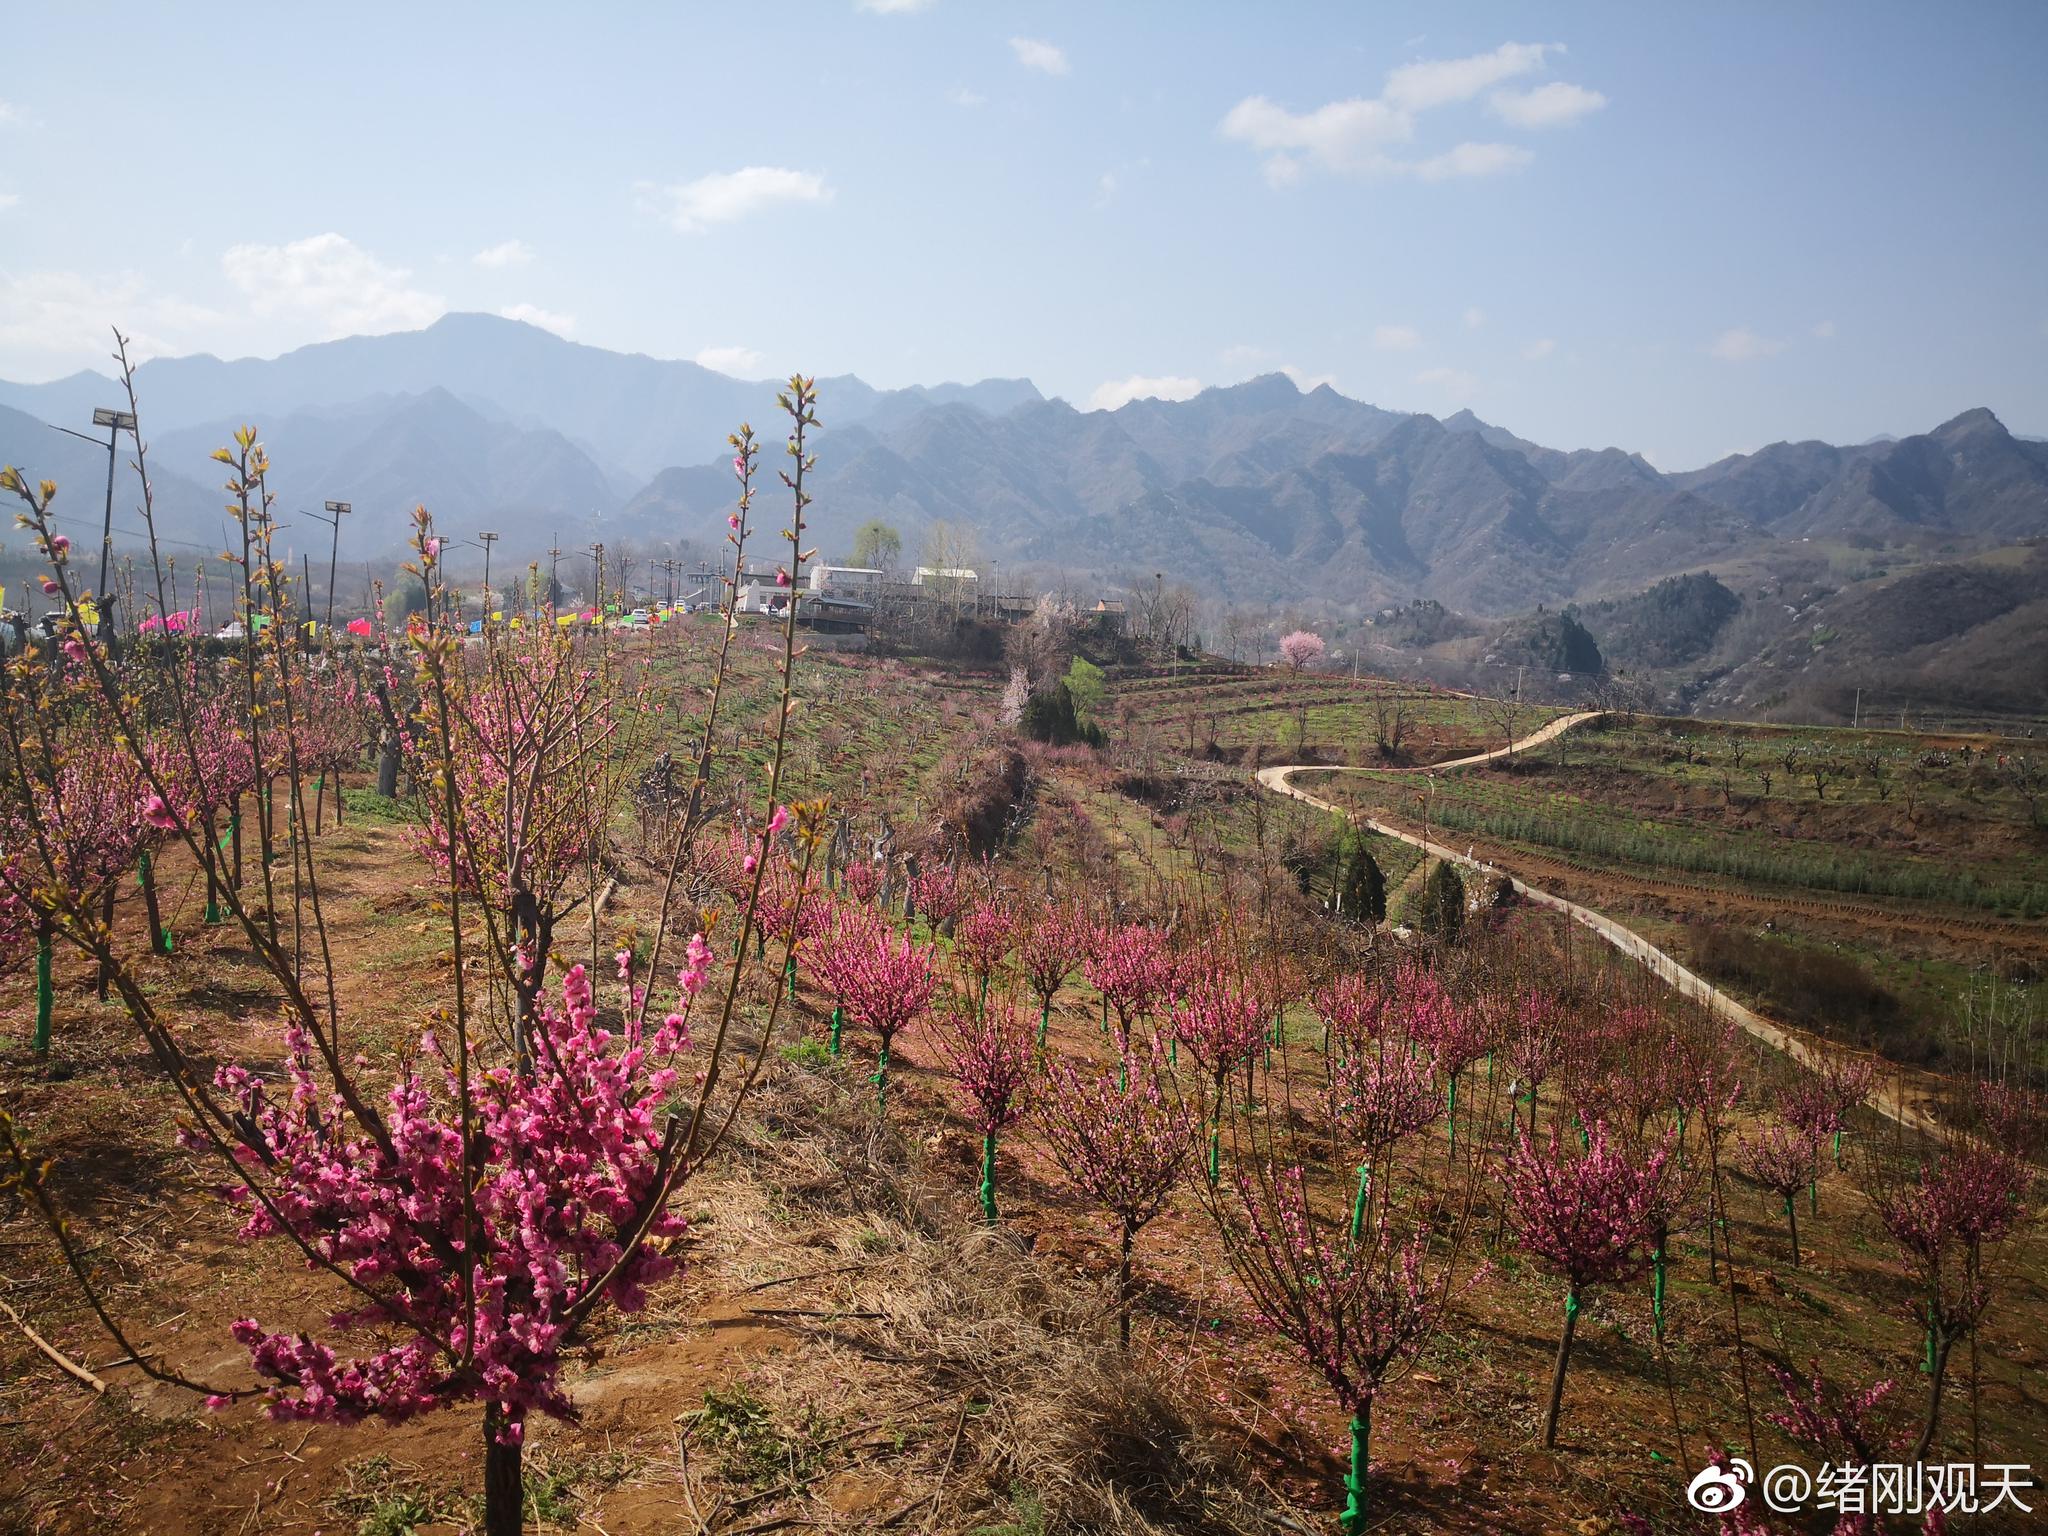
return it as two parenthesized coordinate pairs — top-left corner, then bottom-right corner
(911, 566), (980, 588)
(736, 581), (793, 616)
(810, 565), (887, 595)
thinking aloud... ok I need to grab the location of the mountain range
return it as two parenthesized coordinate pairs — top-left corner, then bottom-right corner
(3, 313), (2045, 623)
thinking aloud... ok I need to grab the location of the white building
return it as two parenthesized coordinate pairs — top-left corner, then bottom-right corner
(911, 566), (979, 588)
(809, 565), (887, 594)
(736, 581), (793, 616)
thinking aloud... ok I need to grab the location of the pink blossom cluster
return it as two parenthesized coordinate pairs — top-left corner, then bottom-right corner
(815, 903), (938, 1047)
(209, 962), (693, 1438)
(938, 1003), (1036, 1136)
(951, 898), (1016, 983)
(1083, 921), (1173, 1035)
(1328, 1044), (1439, 1155)
(1505, 1119), (1672, 1289)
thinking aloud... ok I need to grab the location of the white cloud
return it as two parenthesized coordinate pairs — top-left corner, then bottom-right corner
(498, 302), (574, 336)
(1219, 94), (1411, 176)
(1523, 337), (1557, 361)
(1464, 306), (1485, 330)
(858, 0), (935, 11)
(1088, 374), (1201, 411)
(221, 233), (443, 339)
(0, 100), (24, 126)
(1261, 152), (1306, 189)
(1222, 42), (1601, 186)
(947, 86), (986, 107)
(1374, 324), (1422, 352)
(1009, 37), (1069, 75)
(1414, 142), (1534, 181)
(694, 344), (764, 376)
(0, 268), (222, 373)
(1414, 366), (1479, 401)
(0, 192), (17, 212)
(1384, 42), (1558, 112)
(1708, 325), (1786, 362)
(1811, 320), (1837, 340)
(645, 167), (831, 234)
(472, 239), (534, 269)
(1490, 81), (1607, 128)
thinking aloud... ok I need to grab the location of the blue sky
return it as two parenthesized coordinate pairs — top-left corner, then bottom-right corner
(2, 0), (2044, 468)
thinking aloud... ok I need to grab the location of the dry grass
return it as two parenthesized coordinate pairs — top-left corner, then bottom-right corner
(702, 1059), (1316, 1534)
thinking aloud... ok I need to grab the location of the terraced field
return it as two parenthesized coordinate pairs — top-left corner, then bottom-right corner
(1295, 712), (2048, 1068)
(1106, 660), (1568, 766)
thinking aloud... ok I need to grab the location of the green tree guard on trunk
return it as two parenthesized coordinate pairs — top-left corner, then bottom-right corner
(1651, 1234), (1667, 1341)
(872, 1042), (891, 1114)
(138, 849), (168, 955)
(829, 1004), (844, 1055)
(33, 918), (54, 1055)
(979, 1131), (1000, 1223)
(1037, 996), (1050, 1047)
(1349, 1163), (1371, 1245)
(1340, 1404), (1370, 1533)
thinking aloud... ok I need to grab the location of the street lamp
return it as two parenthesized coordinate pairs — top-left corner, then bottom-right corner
(478, 531), (499, 623)
(43, 407), (136, 648)
(90, 407), (137, 607)
(300, 500), (352, 633)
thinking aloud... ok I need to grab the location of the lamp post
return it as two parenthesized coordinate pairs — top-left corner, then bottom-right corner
(300, 500), (352, 634)
(44, 407), (136, 651)
(90, 407), (136, 614)
(478, 531), (498, 624)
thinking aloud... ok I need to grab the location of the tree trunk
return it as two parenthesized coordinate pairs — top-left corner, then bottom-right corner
(138, 849), (166, 955)
(482, 1408), (524, 1536)
(1913, 1334), (1953, 1465)
(980, 1131), (999, 1224)
(1349, 1162), (1371, 1246)
(376, 730), (401, 798)
(1543, 1287), (1580, 1448)
(1341, 1400), (1371, 1534)
(1118, 1220), (1135, 1351)
(33, 915), (54, 1055)
(1784, 1196), (1801, 1267)
(95, 882), (116, 1001)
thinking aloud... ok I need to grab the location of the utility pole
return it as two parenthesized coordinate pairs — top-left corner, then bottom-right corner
(478, 531), (499, 623)
(90, 407), (135, 625)
(1853, 686), (1862, 728)
(548, 534), (561, 613)
(589, 542), (605, 611)
(44, 407), (136, 654)
(303, 500), (351, 634)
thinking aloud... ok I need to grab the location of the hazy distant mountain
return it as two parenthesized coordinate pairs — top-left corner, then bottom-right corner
(0, 314), (1045, 483)
(4, 315), (2045, 618)
(156, 388), (623, 557)
(0, 402), (218, 558)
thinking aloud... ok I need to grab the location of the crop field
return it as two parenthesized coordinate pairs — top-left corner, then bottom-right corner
(1297, 713), (2048, 1069)
(0, 399), (2042, 1536)
(1107, 662), (1569, 767)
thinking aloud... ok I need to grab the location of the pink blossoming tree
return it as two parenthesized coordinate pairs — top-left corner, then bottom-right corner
(1506, 1118), (1672, 1446)
(1036, 1048), (1191, 1348)
(938, 1002), (1036, 1222)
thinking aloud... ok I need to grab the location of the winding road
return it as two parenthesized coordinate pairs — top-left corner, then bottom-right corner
(1256, 713), (1946, 1138)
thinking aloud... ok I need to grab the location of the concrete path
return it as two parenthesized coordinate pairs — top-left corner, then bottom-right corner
(1257, 716), (1945, 1138)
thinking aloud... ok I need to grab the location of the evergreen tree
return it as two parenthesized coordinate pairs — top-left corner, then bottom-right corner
(1417, 860), (1465, 942)
(1336, 833), (1386, 925)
